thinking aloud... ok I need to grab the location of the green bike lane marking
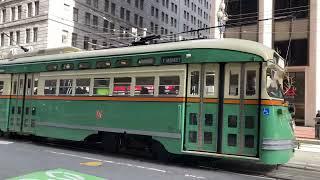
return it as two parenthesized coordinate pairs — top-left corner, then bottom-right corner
(7, 168), (105, 180)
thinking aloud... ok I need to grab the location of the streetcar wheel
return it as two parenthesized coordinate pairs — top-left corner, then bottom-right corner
(152, 141), (172, 163)
(102, 133), (120, 153)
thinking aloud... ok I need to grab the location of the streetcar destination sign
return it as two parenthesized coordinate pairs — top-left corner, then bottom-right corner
(161, 56), (182, 64)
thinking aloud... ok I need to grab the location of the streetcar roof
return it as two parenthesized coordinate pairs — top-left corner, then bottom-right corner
(1, 38), (275, 65)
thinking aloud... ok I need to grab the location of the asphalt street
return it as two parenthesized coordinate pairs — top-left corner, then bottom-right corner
(0, 137), (273, 180)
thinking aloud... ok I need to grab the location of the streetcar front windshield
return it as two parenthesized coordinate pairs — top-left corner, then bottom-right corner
(266, 67), (283, 99)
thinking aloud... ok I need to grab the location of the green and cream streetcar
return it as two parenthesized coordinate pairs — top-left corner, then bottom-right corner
(0, 38), (294, 165)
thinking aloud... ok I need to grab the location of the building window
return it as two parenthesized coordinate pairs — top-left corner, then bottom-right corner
(2, 9), (6, 23)
(110, 23), (115, 34)
(139, 16), (143, 27)
(103, 20), (109, 32)
(11, 7), (15, 21)
(26, 29), (30, 43)
(161, 12), (164, 21)
(84, 36), (89, 50)
(134, 14), (138, 25)
(93, 0), (98, 9)
(274, 0), (309, 19)
(111, 3), (116, 15)
(274, 39), (308, 66)
(35, 1), (39, 15)
(33, 27), (38, 42)
(9, 32), (13, 45)
(151, 6), (154, 16)
(104, 0), (109, 12)
(92, 15), (98, 28)
(0, 33), (4, 47)
(72, 33), (77, 47)
(155, 8), (159, 19)
(120, 7), (125, 19)
(150, 22), (154, 33)
(73, 8), (78, 22)
(135, 0), (139, 8)
(85, 12), (91, 25)
(126, 10), (130, 22)
(18, 5), (22, 19)
(226, 0), (258, 24)
(62, 30), (68, 44)
(27, 3), (32, 17)
(140, 0), (144, 10)
(16, 31), (20, 45)
(92, 39), (97, 49)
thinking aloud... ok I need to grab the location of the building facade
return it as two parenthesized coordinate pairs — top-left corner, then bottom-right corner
(0, 0), (212, 57)
(210, 0), (316, 126)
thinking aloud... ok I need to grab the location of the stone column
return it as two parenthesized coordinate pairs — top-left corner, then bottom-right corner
(258, 0), (273, 48)
(306, 0), (320, 126)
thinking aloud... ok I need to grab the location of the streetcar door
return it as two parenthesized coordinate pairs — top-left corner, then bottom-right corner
(22, 74), (38, 134)
(184, 64), (219, 152)
(221, 63), (259, 156)
(9, 74), (25, 132)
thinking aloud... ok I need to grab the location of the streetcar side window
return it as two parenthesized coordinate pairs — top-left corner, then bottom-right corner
(93, 78), (110, 96)
(205, 72), (215, 96)
(0, 81), (4, 95)
(34, 78), (38, 95)
(18, 78), (24, 95)
(229, 71), (239, 96)
(13, 81), (17, 95)
(159, 76), (180, 96)
(190, 71), (200, 95)
(75, 78), (90, 95)
(246, 70), (256, 96)
(113, 77), (131, 96)
(135, 77), (155, 96)
(44, 80), (57, 95)
(59, 79), (73, 95)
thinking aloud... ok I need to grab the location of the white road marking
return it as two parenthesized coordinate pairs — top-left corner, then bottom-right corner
(185, 174), (206, 179)
(0, 140), (13, 145)
(296, 144), (320, 153)
(46, 150), (167, 173)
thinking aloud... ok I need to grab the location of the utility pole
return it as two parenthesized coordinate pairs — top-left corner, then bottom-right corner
(217, 0), (228, 39)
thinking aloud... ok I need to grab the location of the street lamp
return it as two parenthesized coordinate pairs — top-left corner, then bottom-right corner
(217, 1), (228, 39)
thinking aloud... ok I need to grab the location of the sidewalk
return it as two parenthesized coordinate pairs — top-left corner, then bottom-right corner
(295, 126), (320, 145)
